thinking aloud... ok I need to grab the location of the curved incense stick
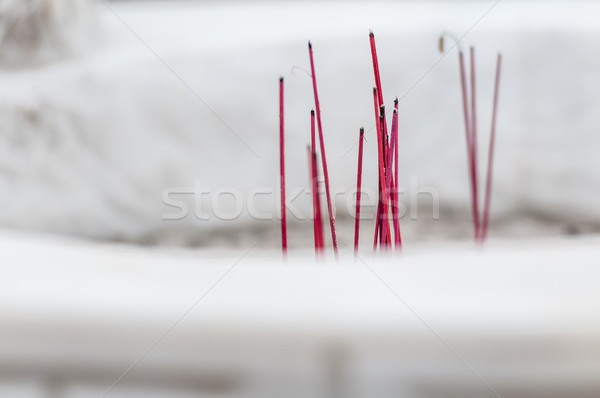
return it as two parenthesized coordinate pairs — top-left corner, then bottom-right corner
(481, 54), (502, 243)
(354, 127), (365, 256)
(279, 77), (287, 256)
(308, 41), (338, 258)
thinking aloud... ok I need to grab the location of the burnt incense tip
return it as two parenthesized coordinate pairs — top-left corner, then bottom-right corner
(393, 109), (398, 114)
(440, 32), (464, 54)
(372, 87), (377, 94)
(308, 40), (312, 48)
(311, 109), (315, 115)
(394, 97), (398, 106)
(279, 76), (284, 82)
(360, 127), (365, 133)
(369, 29), (374, 37)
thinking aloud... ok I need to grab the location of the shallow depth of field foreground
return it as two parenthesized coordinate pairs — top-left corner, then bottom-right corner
(1, 1), (600, 397)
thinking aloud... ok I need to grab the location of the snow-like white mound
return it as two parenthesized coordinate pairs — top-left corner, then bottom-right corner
(0, 1), (598, 245)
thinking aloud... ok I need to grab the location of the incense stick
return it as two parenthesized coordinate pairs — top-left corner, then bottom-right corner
(310, 110), (325, 254)
(394, 97), (399, 199)
(393, 99), (402, 248)
(308, 41), (338, 258)
(279, 77), (287, 256)
(481, 54), (502, 243)
(457, 51), (479, 242)
(389, 107), (402, 249)
(369, 30), (392, 171)
(380, 106), (392, 247)
(373, 89), (382, 250)
(354, 127), (365, 256)
(372, 89), (392, 250)
(307, 145), (318, 252)
(313, 152), (325, 253)
(469, 47), (481, 241)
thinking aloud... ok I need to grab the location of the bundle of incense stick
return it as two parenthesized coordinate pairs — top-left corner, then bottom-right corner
(369, 31), (402, 253)
(439, 34), (502, 244)
(277, 32), (502, 258)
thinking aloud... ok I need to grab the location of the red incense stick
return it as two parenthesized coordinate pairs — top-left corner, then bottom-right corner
(369, 30), (389, 137)
(310, 110), (325, 253)
(372, 90), (391, 250)
(481, 54), (502, 243)
(469, 47), (481, 241)
(394, 98), (399, 202)
(308, 145), (323, 254)
(373, 89), (382, 250)
(380, 107), (392, 247)
(279, 77), (287, 256)
(313, 152), (325, 253)
(393, 99), (402, 248)
(307, 145), (317, 249)
(374, 178), (382, 250)
(388, 107), (402, 249)
(457, 51), (479, 242)
(354, 127), (365, 256)
(308, 41), (338, 258)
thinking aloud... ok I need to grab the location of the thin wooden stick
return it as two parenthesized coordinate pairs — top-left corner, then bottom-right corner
(469, 47), (481, 241)
(279, 77), (287, 256)
(481, 54), (502, 243)
(308, 41), (338, 258)
(354, 127), (365, 256)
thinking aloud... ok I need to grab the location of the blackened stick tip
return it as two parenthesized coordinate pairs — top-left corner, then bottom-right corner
(369, 29), (374, 37)
(279, 76), (284, 82)
(308, 40), (312, 48)
(311, 109), (315, 115)
(394, 97), (398, 106)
